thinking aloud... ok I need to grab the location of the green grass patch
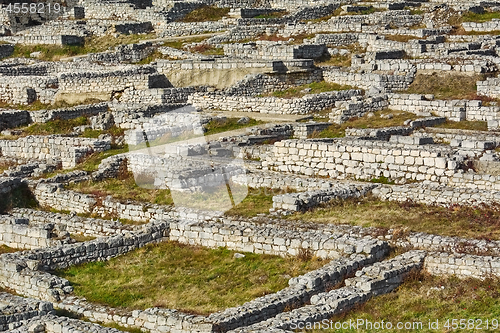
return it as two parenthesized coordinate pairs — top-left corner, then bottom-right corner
(56, 241), (325, 314)
(462, 11), (500, 22)
(0, 99), (104, 112)
(369, 176), (395, 185)
(263, 81), (354, 99)
(434, 120), (488, 131)
(73, 145), (129, 173)
(404, 73), (489, 100)
(179, 6), (230, 22)
(225, 187), (296, 217)
(24, 117), (88, 136)
(161, 36), (209, 50)
(67, 171), (173, 206)
(312, 110), (419, 138)
(254, 11), (288, 19)
(306, 272), (500, 332)
(409, 8), (424, 15)
(204, 117), (262, 136)
(342, 7), (384, 16)
(288, 195), (500, 240)
(11, 33), (157, 61)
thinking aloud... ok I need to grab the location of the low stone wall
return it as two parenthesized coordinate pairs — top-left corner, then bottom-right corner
(388, 93), (500, 121)
(272, 183), (375, 212)
(0, 76), (58, 105)
(30, 103), (109, 123)
(0, 136), (110, 168)
(293, 122), (331, 139)
(233, 171), (346, 191)
(1, 35), (84, 46)
(331, 94), (389, 123)
(223, 42), (327, 60)
(232, 251), (426, 332)
(463, 19), (500, 32)
(323, 68), (414, 92)
(372, 182), (500, 207)
(169, 219), (389, 259)
(312, 33), (361, 46)
(86, 42), (155, 64)
(9, 314), (125, 332)
(0, 110), (30, 130)
(345, 126), (414, 140)
(425, 252), (500, 279)
(188, 89), (362, 114)
(109, 103), (191, 129)
(0, 215), (72, 249)
(264, 138), (458, 182)
(208, 254), (375, 332)
(57, 66), (171, 96)
(224, 70), (323, 97)
(119, 86), (205, 105)
(11, 208), (140, 238)
(0, 44), (14, 59)
(0, 292), (54, 331)
(477, 77), (500, 99)
(422, 127), (500, 145)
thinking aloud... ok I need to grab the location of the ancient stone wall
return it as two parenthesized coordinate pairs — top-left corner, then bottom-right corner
(323, 68), (414, 92)
(169, 219), (389, 259)
(389, 93), (500, 122)
(57, 66), (171, 95)
(188, 89), (362, 114)
(224, 70), (323, 96)
(119, 86), (205, 104)
(272, 183), (375, 212)
(11, 208), (140, 238)
(264, 138), (458, 181)
(0, 136), (110, 168)
(0, 76), (58, 105)
(0, 292), (54, 331)
(222, 41), (327, 60)
(29, 103), (109, 123)
(0, 215), (71, 249)
(0, 110), (30, 130)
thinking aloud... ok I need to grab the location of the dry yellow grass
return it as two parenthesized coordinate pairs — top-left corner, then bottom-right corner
(288, 196), (500, 240)
(57, 241), (326, 314)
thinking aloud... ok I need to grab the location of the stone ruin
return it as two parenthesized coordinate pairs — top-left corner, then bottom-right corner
(1, 0), (500, 331)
